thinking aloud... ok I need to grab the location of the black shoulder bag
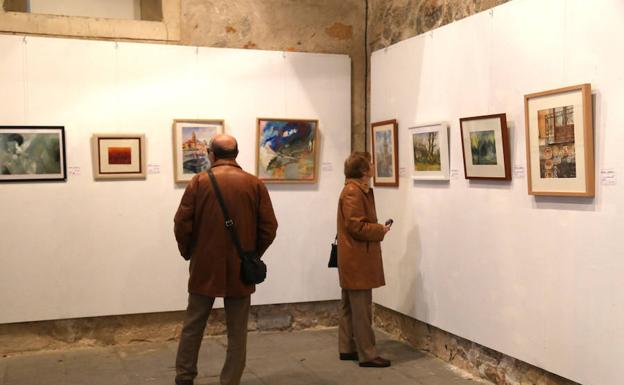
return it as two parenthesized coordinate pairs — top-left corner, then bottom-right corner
(208, 170), (267, 285)
(328, 235), (338, 268)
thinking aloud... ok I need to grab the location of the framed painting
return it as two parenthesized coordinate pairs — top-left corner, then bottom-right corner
(256, 118), (319, 183)
(459, 113), (511, 180)
(409, 122), (450, 180)
(0, 126), (66, 182)
(524, 84), (594, 197)
(371, 119), (399, 187)
(173, 119), (224, 183)
(91, 134), (146, 180)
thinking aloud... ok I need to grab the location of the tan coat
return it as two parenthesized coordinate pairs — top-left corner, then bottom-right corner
(337, 179), (386, 289)
(174, 159), (278, 297)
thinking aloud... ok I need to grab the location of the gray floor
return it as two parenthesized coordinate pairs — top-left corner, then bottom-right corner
(0, 329), (487, 385)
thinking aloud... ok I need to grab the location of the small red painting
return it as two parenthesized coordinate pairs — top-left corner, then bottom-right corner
(108, 147), (132, 164)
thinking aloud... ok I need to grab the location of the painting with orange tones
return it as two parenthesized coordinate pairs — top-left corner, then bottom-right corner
(92, 134), (146, 180)
(108, 147), (132, 165)
(256, 118), (318, 183)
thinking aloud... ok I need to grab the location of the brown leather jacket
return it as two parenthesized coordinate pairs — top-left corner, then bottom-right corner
(174, 159), (278, 297)
(336, 179), (386, 289)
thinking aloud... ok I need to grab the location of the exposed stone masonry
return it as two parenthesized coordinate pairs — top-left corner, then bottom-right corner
(0, 301), (339, 356)
(373, 304), (581, 385)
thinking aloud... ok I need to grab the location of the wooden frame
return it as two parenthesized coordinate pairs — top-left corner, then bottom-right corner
(459, 113), (511, 180)
(256, 117), (319, 184)
(524, 84), (594, 197)
(371, 119), (399, 187)
(409, 122), (450, 181)
(0, 126), (66, 182)
(172, 119), (224, 183)
(91, 133), (146, 180)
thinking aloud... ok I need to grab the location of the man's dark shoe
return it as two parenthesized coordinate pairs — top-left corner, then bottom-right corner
(175, 380), (193, 385)
(359, 356), (391, 368)
(339, 352), (359, 361)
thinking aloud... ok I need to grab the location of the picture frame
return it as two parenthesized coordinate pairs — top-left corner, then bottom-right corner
(459, 113), (511, 180)
(0, 126), (66, 182)
(409, 122), (450, 180)
(173, 119), (224, 183)
(91, 133), (146, 180)
(524, 84), (594, 197)
(371, 119), (399, 187)
(256, 118), (319, 184)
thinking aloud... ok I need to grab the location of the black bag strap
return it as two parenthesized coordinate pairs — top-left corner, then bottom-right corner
(208, 170), (245, 260)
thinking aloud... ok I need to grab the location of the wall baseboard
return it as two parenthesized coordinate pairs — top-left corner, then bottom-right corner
(373, 304), (581, 385)
(0, 300), (340, 356)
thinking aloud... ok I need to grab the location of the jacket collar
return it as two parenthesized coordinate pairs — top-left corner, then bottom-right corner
(345, 178), (371, 194)
(210, 159), (241, 169)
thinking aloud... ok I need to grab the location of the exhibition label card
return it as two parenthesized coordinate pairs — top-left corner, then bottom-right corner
(513, 166), (525, 178)
(147, 164), (161, 175)
(600, 168), (616, 185)
(450, 168), (461, 179)
(321, 162), (333, 172)
(68, 166), (81, 177)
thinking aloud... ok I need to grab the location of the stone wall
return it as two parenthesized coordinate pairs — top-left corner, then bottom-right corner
(374, 304), (580, 385)
(0, 301), (339, 356)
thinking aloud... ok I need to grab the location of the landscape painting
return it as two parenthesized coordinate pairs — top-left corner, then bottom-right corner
(413, 131), (441, 171)
(256, 118), (318, 183)
(459, 113), (511, 180)
(470, 130), (497, 165)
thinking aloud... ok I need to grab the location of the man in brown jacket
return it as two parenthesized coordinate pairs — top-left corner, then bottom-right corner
(173, 134), (278, 385)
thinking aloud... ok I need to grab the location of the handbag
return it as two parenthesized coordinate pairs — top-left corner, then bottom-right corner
(208, 170), (267, 285)
(328, 235), (338, 268)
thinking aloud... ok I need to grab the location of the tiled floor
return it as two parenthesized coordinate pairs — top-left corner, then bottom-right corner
(0, 328), (489, 385)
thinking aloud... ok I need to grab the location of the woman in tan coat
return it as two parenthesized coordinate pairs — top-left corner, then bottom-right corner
(336, 152), (391, 368)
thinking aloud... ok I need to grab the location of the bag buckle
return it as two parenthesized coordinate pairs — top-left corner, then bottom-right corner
(225, 219), (234, 228)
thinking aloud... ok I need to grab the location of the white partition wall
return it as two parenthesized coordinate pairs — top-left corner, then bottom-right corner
(371, 1), (623, 384)
(0, 35), (349, 324)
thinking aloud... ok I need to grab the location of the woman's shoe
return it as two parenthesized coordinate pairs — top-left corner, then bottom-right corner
(359, 356), (391, 368)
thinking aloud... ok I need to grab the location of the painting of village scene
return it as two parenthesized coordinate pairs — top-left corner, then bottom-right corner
(470, 130), (497, 165)
(412, 131), (441, 171)
(537, 105), (576, 178)
(257, 118), (318, 183)
(173, 120), (223, 183)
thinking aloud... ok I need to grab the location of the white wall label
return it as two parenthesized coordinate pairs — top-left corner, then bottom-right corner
(600, 168), (616, 185)
(399, 167), (407, 178)
(147, 164), (161, 175)
(321, 162), (333, 172)
(68, 166), (81, 177)
(450, 168), (461, 179)
(513, 166), (525, 178)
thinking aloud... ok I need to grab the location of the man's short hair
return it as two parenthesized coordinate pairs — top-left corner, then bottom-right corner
(210, 139), (239, 159)
(344, 151), (372, 179)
